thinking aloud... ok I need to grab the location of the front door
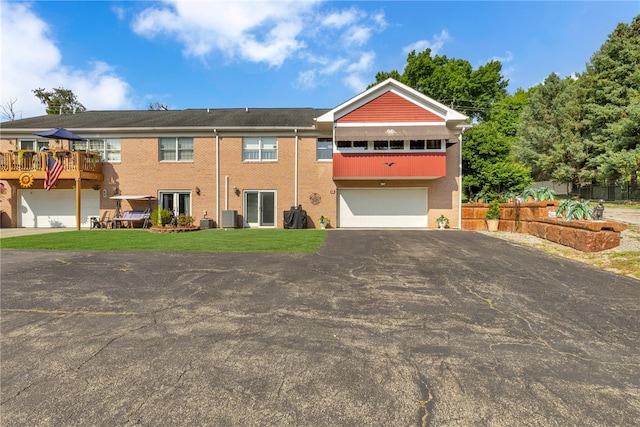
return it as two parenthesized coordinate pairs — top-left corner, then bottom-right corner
(244, 190), (275, 227)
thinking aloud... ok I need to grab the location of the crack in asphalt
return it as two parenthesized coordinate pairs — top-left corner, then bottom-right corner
(463, 284), (640, 372)
(75, 324), (151, 372)
(1, 308), (150, 317)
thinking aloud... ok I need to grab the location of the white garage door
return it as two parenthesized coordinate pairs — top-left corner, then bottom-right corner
(338, 188), (428, 228)
(19, 189), (100, 228)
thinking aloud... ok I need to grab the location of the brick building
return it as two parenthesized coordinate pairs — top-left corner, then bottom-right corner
(0, 79), (468, 229)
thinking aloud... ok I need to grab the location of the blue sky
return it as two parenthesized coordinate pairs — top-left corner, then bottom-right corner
(1, 1), (639, 119)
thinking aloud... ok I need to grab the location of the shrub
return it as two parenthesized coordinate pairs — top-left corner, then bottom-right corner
(150, 207), (172, 226)
(177, 214), (194, 227)
(485, 200), (500, 220)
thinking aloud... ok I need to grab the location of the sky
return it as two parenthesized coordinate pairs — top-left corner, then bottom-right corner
(1, 0), (639, 120)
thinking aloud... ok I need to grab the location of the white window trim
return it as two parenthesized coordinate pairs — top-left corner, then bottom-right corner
(159, 137), (194, 163)
(18, 139), (49, 151)
(335, 139), (447, 153)
(316, 138), (333, 162)
(243, 137), (278, 162)
(71, 138), (122, 162)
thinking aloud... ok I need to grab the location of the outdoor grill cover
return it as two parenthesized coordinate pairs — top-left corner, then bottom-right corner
(284, 205), (307, 229)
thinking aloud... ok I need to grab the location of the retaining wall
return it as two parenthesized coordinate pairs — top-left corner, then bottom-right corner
(461, 201), (627, 252)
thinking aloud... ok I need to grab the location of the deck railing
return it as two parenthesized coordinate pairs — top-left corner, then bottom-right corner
(0, 150), (103, 174)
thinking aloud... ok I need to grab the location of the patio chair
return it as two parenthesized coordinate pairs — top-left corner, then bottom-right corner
(91, 211), (111, 229)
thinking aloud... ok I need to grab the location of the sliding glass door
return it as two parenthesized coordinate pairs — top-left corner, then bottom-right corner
(244, 190), (275, 227)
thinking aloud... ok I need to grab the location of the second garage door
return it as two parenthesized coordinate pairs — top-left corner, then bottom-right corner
(338, 188), (428, 228)
(19, 189), (100, 228)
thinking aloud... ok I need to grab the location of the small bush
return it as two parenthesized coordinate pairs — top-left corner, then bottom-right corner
(150, 208), (172, 226)
(485, 200), (500, 220)
(177, 214), (194, 227)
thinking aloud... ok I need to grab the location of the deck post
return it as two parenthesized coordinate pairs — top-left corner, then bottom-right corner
(75, 178), (82, 230)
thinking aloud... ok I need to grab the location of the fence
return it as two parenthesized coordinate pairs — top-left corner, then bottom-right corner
(571, 185), (640, 201)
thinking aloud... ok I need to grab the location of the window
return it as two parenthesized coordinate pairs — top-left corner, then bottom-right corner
(337, 140), (368, 150)
(374, 140), (405, 150)
(410, 140), (425, 150)
(410, 139), (444, 150)
(160, 137), (193, 161)
(316, 138), (333, 160)
(19, 139), (49, 151)
(71, 138), (121, 161)
(426, 139), (442, 150)
(243, 137), (278, 161)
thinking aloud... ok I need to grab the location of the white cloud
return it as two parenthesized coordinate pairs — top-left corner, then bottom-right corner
(112, 5), (126, 21)
(347, 51), (375, 73)
(132, 0), (316, 67)
(403, 29), (451, 55)
(344, 25), (372, 47)
(322, 8), (360, 28)
(294, 70), (318, 89)
(489, 51), (514, 64)
(343, 74), (368, 93)
(0, 1), (132, 119)
(133, 1), (385, 96)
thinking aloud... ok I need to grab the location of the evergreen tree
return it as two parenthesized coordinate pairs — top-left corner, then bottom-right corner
(515, 73), (589, 187)
(579, 15), (640, 197)
(33, 87), (86, 115)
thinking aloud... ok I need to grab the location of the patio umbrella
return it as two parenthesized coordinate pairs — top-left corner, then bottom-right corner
(33, 127), (85, 141)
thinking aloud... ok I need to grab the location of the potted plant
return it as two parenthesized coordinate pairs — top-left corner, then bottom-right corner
(436, 214), (449, 229)
(485, 200), (500, 232)
(319, 215), (330, 229)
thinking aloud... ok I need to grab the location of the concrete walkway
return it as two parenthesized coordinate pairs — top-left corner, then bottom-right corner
(604, 207), (640, 225)
(1, 207), (637, 239)
(0, 227), (79, 238)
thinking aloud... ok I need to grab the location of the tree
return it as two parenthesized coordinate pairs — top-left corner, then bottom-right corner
(1, 98), (18, 121)
(32, 87), (86, 115)
(148, 102), (168, 110)
(578, 14), (640, 197)
(372, 48), (509, 121)
(462, 120), (532, 201)
(515, 73), (591, 187)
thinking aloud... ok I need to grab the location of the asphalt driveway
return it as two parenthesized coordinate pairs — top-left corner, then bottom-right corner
(1, 230), (639, 426)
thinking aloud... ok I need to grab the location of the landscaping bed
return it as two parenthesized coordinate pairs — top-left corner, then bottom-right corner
(462, 201), (628, 252)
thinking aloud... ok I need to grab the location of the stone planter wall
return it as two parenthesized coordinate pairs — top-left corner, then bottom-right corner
(527, 218), (626, 252)
(461, 201), (627, 252)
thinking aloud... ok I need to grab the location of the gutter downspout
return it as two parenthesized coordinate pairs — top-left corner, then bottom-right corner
(457, 127), (467, 230)
(294, 129), (298, 206)
(215, 130), (219, 228)
(225, 175), (229, 211)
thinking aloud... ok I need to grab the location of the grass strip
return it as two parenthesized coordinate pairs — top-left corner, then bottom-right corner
(0, 229), (327, 252)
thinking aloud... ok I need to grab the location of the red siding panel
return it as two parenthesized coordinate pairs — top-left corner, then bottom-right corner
(333, 152), (446, 179)
(338, 92), (444, 123)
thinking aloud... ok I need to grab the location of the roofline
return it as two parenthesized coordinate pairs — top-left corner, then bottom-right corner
(316, 78), (468, 124)
(0, 125), (323, 138)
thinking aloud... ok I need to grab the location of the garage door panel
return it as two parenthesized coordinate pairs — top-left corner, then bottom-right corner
(339, 188), (427, 228)
(19, 190), (100, 228)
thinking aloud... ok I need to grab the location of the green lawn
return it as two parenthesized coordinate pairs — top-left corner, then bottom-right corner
(0, 229), (327, 252)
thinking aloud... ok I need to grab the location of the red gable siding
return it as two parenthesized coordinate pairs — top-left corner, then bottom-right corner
(337, 91), (444, 123)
